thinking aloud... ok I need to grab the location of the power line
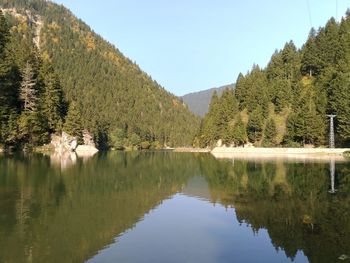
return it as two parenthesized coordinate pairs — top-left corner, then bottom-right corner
(306, 0), (313, 28)
(336, 0), (338, 21)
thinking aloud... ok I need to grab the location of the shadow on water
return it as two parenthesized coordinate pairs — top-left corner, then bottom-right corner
(0, 152), (349, 262)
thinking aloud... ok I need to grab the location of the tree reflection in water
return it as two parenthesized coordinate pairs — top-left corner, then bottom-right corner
(0, 152), (349, 263)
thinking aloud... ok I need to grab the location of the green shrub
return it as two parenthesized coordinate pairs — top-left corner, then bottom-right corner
(150, 141), (162, 150)
(343, 151), (350, 159)
(140, 141), (151, 150)
(283, 141), (301, 148)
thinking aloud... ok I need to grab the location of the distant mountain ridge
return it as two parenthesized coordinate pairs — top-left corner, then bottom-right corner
(181, 84), (235, 117)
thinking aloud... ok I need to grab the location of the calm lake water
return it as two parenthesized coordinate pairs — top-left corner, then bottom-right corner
(0, 152), (349, 263)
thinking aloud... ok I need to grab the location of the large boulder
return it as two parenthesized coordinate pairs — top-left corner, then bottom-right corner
(75, 145), (99, 157)
(216, 139), (223, 147)
(51, 132), (78, 154)
(51, 131), (98, 157)
(82, 130), (96, 147)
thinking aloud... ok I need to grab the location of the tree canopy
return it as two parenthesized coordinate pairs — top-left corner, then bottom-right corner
(0, 1), (200, 149)
(198, 13), (350, 147)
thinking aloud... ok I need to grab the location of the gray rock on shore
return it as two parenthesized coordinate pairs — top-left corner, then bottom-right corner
(51, 131), (98, 156)
(51, 132), (78, 154)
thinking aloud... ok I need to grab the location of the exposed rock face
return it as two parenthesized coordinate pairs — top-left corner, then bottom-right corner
(1, 8), (43, 49)
(82, 130), (96, 147)
(51, 132), (78, 154)
(51, 131), (99, 157)
(216, 139), (223, 147)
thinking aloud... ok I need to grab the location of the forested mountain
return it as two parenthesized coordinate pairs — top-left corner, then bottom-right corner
(198, 14), (350, 148)
(0, 0), (199, 150)
(181, 84), (234, 117)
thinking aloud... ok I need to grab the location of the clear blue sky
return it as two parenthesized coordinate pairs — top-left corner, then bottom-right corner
(53, 0), (349, 96)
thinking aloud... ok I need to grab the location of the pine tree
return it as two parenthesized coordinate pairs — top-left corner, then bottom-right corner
(302, 88), (326, 145)
(63, 101), (83, 138)
(286, 88), (326, 146)
(0, 16), (22, 147)
(266, 50), (284, 81)
(263, 119), (277, 147)
(200, 91), (220, 146)
(232, 115), (247, 146)
(16, 59), (49, 147)
(301, 28), (320, 77)
(314, 18), (340, 75)
(247, 107), (264, 143)
(272, 79), (292, 113)
(0, 10), (10, 144)
(129, 133), (141, 149)
(283, 113), (300, 146)
(218, 88), (238, 140)
(0, 110), (19, 146)
(17, 111), (49, 147)
(330, 72), (350, 144)
(0, 10), (8, 56)
(40, 61), (65, 132)
(20, 61), (37, 112)
(109, 128), (125, 149)
(244, 65), (269, 117)
(234, 73), (247, 110)
(0, 10), (13, 112)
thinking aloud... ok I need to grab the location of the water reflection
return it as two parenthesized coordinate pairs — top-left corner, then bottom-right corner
(49, 151), (78, 170)
(329, 159), (337, 194)
(88, 193), (308, 263)
(0, 152), (349, 263)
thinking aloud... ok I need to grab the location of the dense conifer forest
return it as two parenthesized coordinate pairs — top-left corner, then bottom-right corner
(2, 0), (350, 150)
(0, 0), (199, 150)
(198, 13), (350, 148)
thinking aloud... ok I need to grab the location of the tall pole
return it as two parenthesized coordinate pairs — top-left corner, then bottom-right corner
(327, 115), (336, 148)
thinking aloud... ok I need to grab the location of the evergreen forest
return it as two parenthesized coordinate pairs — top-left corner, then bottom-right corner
(198, 14), (350, 148)
(0, 0), (199, 151)
(2, 0), (350, 150)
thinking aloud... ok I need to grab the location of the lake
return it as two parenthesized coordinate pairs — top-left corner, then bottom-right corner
(0, 152), (349, 263)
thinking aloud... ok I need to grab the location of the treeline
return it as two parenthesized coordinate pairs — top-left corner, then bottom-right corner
(0, 0), (200, 150)
(0, 10), (65, 150)
(198, 14), (350, 148)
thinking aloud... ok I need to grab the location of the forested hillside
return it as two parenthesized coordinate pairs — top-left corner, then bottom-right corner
(181, 84), (234, 117)
(198, 14), (350, 148)
(0, 0), (199, 150)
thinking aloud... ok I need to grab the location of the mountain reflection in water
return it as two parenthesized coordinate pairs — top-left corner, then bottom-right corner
(0, 152), (349, 263)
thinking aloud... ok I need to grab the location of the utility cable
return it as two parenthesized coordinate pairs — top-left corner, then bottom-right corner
(306, 0), (313, 28)
(336, 0), (338, 21)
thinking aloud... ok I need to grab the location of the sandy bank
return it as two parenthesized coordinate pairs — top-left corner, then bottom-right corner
(211, 147), (350, 162)
(173, 148), (210, 153)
